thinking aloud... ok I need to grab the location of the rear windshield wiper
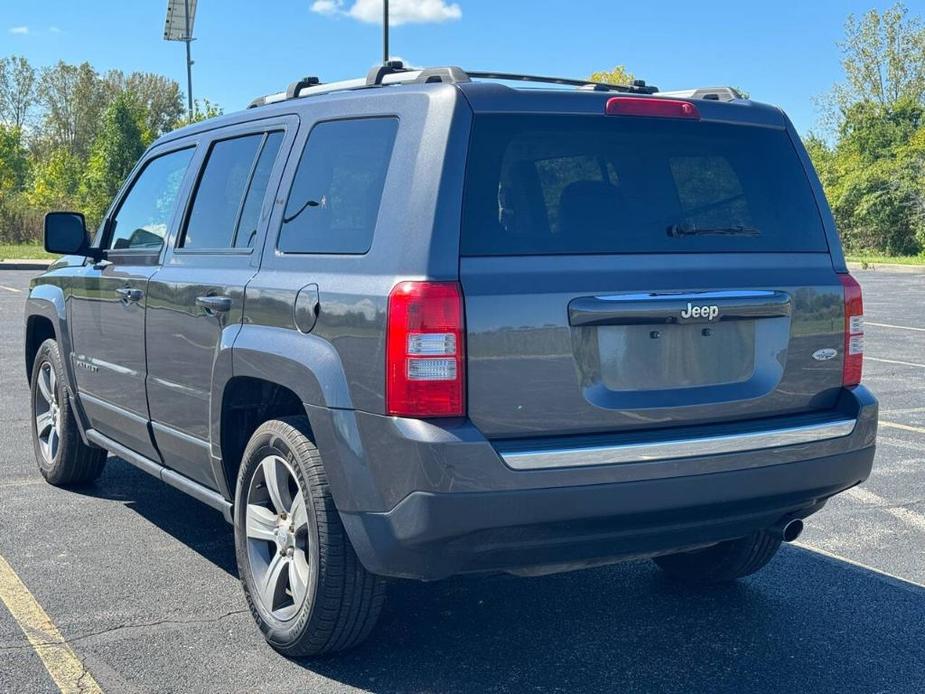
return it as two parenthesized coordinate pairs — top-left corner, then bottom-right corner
(667, 224), (761, 238)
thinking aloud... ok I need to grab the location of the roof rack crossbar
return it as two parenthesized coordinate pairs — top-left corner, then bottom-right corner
(366, 60), (409, 86)
(286, 76), (321, 99)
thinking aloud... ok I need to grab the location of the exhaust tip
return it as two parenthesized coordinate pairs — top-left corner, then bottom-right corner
(778, 518), (804, 543)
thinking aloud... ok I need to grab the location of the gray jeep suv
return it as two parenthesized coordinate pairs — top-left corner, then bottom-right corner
(25, 64), (878, 655)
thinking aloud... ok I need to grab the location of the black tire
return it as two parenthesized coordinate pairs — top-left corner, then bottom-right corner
(653, 531), (781, 584)
(234, 416), (386, 657)
(29, 339), (106, 486)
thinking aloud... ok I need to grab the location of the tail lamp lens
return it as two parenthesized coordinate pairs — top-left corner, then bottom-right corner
(386, 281), (465, 417)
(839, 274), (864, 387)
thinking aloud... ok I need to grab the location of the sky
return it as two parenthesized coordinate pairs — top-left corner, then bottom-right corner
(3, 0), (925, 135)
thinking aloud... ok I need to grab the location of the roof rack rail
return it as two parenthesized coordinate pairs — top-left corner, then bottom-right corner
(247, 63), (659, 108)
(466, 71), (658, 94)
(656, 87), (743, 102)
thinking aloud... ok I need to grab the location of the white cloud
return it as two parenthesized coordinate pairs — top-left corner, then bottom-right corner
(9, 26), (29, 35)
(49, 26), (62, 33)
(311, 0), (462, 26)
(310, 0), (341, 15)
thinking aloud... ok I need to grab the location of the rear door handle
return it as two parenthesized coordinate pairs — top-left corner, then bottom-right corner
(115, 287), (144, 303)
(196, 295), (232, 314)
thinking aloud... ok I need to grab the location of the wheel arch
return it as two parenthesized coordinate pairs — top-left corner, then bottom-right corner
(24, 285), (67, 382)
(211, 325), (358, 503)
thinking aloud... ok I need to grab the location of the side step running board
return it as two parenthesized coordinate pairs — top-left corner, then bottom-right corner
(86, 429), (233, 523)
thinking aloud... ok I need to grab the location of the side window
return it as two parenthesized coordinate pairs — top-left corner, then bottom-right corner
(108, 148), (194, 251)
(182, 132), (283, 249)
(235, 132), (283, 249)
(278, 118), (398, 254)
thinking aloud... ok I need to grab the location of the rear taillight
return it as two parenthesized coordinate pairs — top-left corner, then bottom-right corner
(839, 274), (864, 386)
(386, 281), (465, 417)
(605, 96), (700, 119)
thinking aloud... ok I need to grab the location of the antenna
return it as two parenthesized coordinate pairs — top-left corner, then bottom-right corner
(383, 0), (389, 64)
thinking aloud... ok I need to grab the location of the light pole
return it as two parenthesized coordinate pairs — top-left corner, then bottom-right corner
(383, 0), (389, 64)
(164, 0), (198, 118)
(184, 0), (194, 116)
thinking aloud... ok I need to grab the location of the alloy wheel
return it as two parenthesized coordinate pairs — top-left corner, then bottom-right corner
(34, 361), (60, 465)
(245, 455), (311, 621)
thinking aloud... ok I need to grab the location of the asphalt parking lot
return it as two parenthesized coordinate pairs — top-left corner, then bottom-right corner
(0, 268), (923, 693)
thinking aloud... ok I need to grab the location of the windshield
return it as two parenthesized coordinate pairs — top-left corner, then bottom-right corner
(461, 114), (828, 255)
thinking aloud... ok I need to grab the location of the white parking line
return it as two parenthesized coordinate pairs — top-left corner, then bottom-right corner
(881, 420), (925, 435)
(0, 284), (22, 293)
(795, 542), (925, 591)
(866, 321), (925, 333)
(867, 356), (925, 369)
(847, 486), (925, 533)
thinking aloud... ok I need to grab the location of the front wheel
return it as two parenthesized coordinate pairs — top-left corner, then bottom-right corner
(30, 339), (106, 486)
(234, 417), (386, 656)
(653, 531), (782, 584)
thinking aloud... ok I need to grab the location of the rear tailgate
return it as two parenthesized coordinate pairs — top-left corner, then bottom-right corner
(459, 106), (845, 439)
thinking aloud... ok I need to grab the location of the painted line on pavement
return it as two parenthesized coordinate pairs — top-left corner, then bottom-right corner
(794, 543), (925, 592)
(847, 486), (925, 533)
(866, 321), (925, 333)
(0, 553), (102, 693)
(0, 285), (22, 293)
(881, 420), (925, 435)
(867, 356), (925, 369)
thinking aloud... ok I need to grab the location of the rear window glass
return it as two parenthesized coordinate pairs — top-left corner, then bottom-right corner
(461, 115), (828, 255)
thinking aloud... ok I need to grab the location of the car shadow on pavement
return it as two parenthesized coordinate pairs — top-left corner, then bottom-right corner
(76, 456), (239, 576)
(80, 457), (925, 693)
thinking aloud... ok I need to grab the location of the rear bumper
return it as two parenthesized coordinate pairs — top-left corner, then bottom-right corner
(307, 386), (877, 580)
(342, 445), (873, 579)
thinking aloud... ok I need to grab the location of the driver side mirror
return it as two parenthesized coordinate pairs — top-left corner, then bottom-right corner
(43, 212), (101, 260)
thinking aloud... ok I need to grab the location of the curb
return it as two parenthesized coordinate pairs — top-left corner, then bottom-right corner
(0, 260), (51, 271)
(847, 261), (925, 274)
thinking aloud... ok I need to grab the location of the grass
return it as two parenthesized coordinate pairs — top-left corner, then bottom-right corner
(846, 254), (925, 267)
(0, 244), (57, 261)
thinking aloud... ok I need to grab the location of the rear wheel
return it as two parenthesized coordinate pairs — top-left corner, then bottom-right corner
(234, 417), (386, 656)
(30, 339), (106, 486)
(653, 531), (781, 584)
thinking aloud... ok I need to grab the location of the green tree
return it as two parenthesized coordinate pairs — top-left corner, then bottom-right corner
(80, 93), (146, 227)
(810, 98), (925, 254)
(809, 2), (925, 256)
(0, 124), (35, 244)
(0, 124), (29, 193)
(589, 65), (635, 86)
(174, 98), (224, 128)
(27, 147), (82, 211)
(0, 56), (37, 129)
(37, 61), (109, 159)
(103, 70), (184, 143)
(839, 2), (925, 108)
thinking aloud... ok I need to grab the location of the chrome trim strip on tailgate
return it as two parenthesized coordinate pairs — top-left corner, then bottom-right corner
(500, 419), (857, 470)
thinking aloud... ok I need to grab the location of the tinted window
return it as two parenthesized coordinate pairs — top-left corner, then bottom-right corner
(278, 118), (398, 254)
(461, 115), (827, 255)
(182, 134), (263, 248)
(235, 131), (283, 249)
(109, 148), (194, 251)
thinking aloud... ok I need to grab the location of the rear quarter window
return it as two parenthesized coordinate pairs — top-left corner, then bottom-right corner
(278, 117), (398, 255)
(461, 114), (828, 255)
